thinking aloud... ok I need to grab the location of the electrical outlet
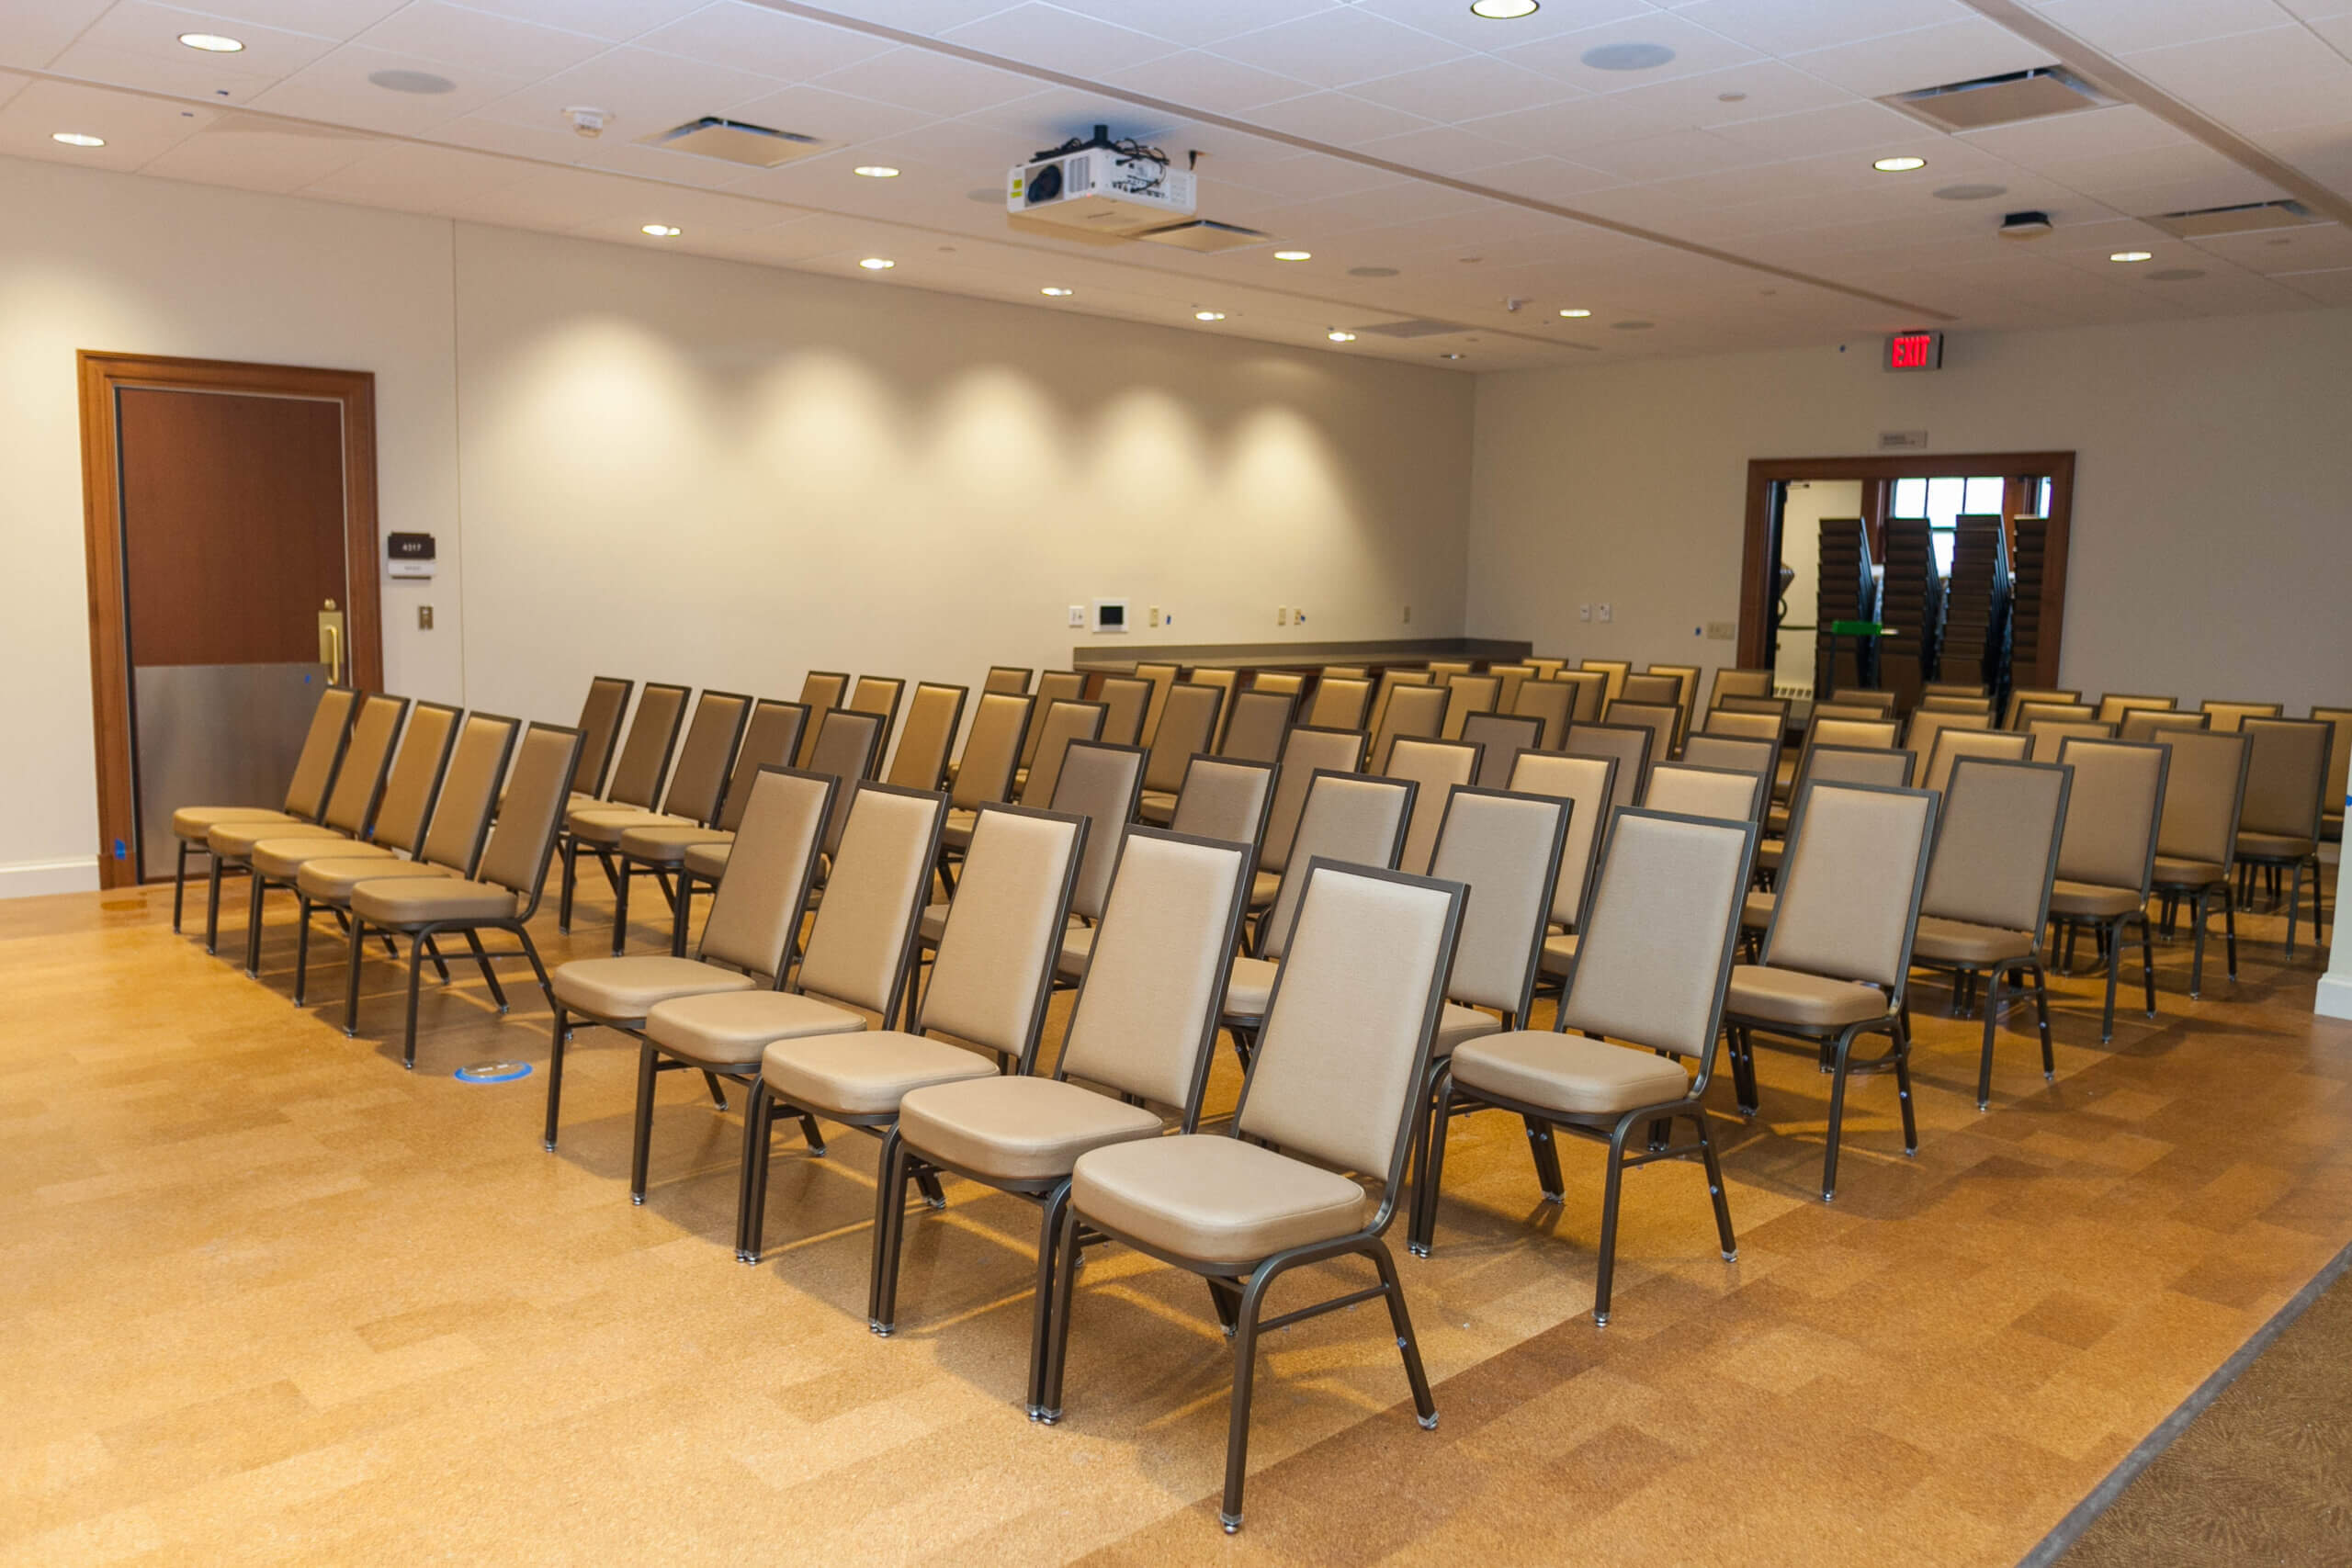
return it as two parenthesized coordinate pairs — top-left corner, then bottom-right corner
(417, 604), (434, 630)
(1295, 607), (1306, 626)
(1068, 604), (1085, 627)
(1706, 620), (1736, 640)
(1598, 604), (1613, 623)
(1277, 606), (1288, 626)
(1577, 604), (1592, 622)
(1148, 605), (1161, 627)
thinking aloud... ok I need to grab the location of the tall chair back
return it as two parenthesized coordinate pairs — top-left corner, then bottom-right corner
(478, 724), (586, 914)
(1428, 787), (1570, 1021)
(1169, 756), (1276, 850)
(319, 694), (409, 836)
(1508, 750), (1617, 932)
(1581, 660), (1630, 705)
(2200, 700), (2280, 732)
(605, 682), (690, 808)
(1560, 810), (1753, 1060)
(1133, 662), (1181, 747)
(1796, 745), (1915, 793)
(1218, 689), (1292, 762)
(1094, 676), (1150, 748)
(2095, 693), (2177, 727)
(1365, 668), (1430, 741)
(1050, 740), (1148, 922)
(2154, 731), (2250, 870)
(569, 676), (633, 797)
(1621, 672), (1680, 706)
(1021, 673), (1087, 767)
(1602, 700), (1679, 765)
(1922, 759), (2070, 937)
(2028, 718), (2114, 762)
(807, 709), (886, 854)
(1708, 668), (1776, 708)
(1920, 728), (2030, 794)
(699, 767), (835, 978)
(2053, 739), (2169, 897)
(795, 671), (849, 765)
(1644, 762), (1765, 822)
(1373, 682), (1448, 771)
(419, 715), (520, 874)
(1306, 676), (1372, 731)
(1511, 678), (1573, 748)
(718, 700), (809, 830)
(797, 784), (949, 1020)
(885, 683), (965, 792)
(2004, 687), (2082, 729)
(1261, 773), (1414, 961)
(371, 701), (461, 855)
(282, 685), (360, 819)
(1014, 699), (1102, 809)
(2239, 716), (2331, 842)
(1461, 713), (1541, 787)
(983, 666), (1032, 696)
(1565, 722), (1651, 820)
(1260, 727), (1366, 874)
(1903, 709), (1990, 782)
(1143, 682), (1225, 794)
(2120, 708), (2209, 742)
(950, 693), (1034, 811)
(1763, 781), (1939, 995)
(1385, 737), (1480, 875)
(658, 690), (753, 825)
(845, 676), (905, 774)
(1439, 674), (1501, 740)
(1557, 670), (1608, 724)
(921, 807), (1087, 1073)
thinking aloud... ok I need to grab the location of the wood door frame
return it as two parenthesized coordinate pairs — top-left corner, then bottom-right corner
(1737, 449), (2075, 687)
(77, 351), (381, 888)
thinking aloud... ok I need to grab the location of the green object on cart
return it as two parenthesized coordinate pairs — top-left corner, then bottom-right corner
(1827, 620), (1885, 637)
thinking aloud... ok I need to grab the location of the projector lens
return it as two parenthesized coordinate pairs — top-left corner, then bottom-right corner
(1026, 163), (1062, 205)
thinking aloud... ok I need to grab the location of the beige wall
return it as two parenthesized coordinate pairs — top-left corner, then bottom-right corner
(1467, 309), (2352, 715)
(0, 155), (1470, 897)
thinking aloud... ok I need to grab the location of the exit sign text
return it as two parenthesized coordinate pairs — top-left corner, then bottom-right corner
(1885, 331), (1943, 371)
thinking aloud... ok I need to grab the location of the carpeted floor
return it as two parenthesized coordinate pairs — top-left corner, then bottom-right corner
(2055, 1255), (2352, 1567)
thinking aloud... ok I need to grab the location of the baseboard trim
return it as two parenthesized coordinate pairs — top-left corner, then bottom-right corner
(2317, 973), (2352, 1021)
(0, 858), (103, 900)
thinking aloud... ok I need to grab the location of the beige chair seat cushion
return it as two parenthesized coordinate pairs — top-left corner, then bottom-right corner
(2047, 879), (2143, 919)
(251, 834), (379, 880)
(350, 876), (521, 927)
(1056, 921), (1095, 982)
(761, 1032), (996, 1119)
(646, 990), (865, 1067)
(684, 840), (732, 882)
(1248, 870), (1279, 910)
(553, 956), (756, 1021)
(210, 818), (343, 859)
(174, 806), (296, 841)
(898, 1076), (1162, 1183)
(1071, 1133), (1368, 1268)
(1909, 916), (2035, 967)
(2235, 830), (2316, 861)
(1434, 1002), (1500, 1059)
(619, 821), (731, 865)
(1223, 955), (1278, 1020)
(1742, 889), (1776, 931)
(570, 805), (680, 844)
(1134, 790), (1178, 825)
(918, 903), (948, 945)
(1726, 964), (1887, 1029)
(941, 809), (978, 850)
(1451, 1030), (1691, 1118)
(1538, 931), (1579, 977)
(298, 855), (447, 904)
(2150, 855), (2229, 889)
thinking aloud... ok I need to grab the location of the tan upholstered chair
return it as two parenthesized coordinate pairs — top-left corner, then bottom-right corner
(1250, 726), (1367, 909)
(1924, 681), (1986, 699)
(2315, 706), (2350, 843)
(1581, 659), (1630, 705)
(1007, 701), (1103, 818)
(2234, 716), (2333, 953)
(1830, 689), (1898, 715)
(1133, 661), (1180, 746)
(797, 672), (848, 764)
(1680, 732), (1778, 796)
(1752, 744), (1915, 886)
(2148, 730), (2249, 998)
(1920, 694), (1994, 716)
(1169, 755), (1277, 851)
(984, 665), (1032, 696)
(741, 803), (1086, 1261)
(642, 782), (948, 1249)
(1528, 656), (1567, 680)
(876, 827), (1254, 1406)
(1414, 808), (1754, 1323)
(1702, 708), (1784, 750)
(1322, 664), (1370, 680)
(1461, 712), (1541, 788)
(802, 709), (886, 863)
(546, 767), (834, 1158)
(569, 690), (752, 949)
(1306, 674), (1371, 731)
(2199, 699), (2280, 733)
(1919, 728), (2030, 795)
(288, 713), (516, 1009)
(1645, 664), (1701, 744)
(1902, 709), (1991, 784)
(1643, 761), (1766, 822)
(1373, 681), (1449, 771)
(882, 682), (965, 793)
(1132, 682), (1226, 824)
(973, 739), (1142, 983)
(1216, 688), (1292, 765)
(562, 675), (635, 802)
(2120, 708), (2209, 742)
(1093, 674), (1149, 747)
(1385, 736), (1481, 875)
(555, 681), (690, 929)
(1813, 702), (1892, 724)
(208, 692), (407, 961)
(1907, 758), (2070, 1108)
(1428, 659), (1474, 682)
(345, 721), (583, 1069)
(1365, 668), (1431, 741)
(2047, 738), (2169, 1041)
(937, 692), (1035, 874)
(1250, 670), (1306, 701)
(1723, 780), (1939, 1199)
(842, 677), (904, 775)
(1224, 773), (1414, 1046)
(1487, 663), (1534, 713)
(1012, 672), (1087, 784)
(1603, 699), (1679, 766)
(1186, 668), (1238, 747)
(2028, 717), (2115, 762)
(1040, 861), (1466, 1533)
(1439, 673), (1501, 740)
(2095, 693), (2177, 727)
(244, 700), (458, 985)
(1510, 750), (1618, 990)
(619, 697), (810, 958)
(1511, 677), (1574, 749)
(2015, 700), (2097, 731)
(2004, 687), (2082, 729)
(171, 683), (357, 935)
(1708, 668), (1775, 707)
(1620, 672), (1680, 707)
(1713, 693), (1790, 721)
(1775, 715), (1899, 812)
(1564, 722), (1652, 819)
(1557, 669), (1609, 725)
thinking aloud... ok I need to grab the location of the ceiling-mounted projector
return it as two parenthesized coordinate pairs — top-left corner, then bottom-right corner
(1009, 124), (1195, 236)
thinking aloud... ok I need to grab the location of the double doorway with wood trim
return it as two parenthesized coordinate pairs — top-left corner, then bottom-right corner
(1736, 451), (2075, 707)
(77, 352), (382, 890)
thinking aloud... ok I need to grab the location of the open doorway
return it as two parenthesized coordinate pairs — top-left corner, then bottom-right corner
(77, 353), (382, 889)
(1736, 451), (2075, 707)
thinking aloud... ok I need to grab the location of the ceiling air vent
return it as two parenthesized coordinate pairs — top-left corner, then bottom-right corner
(639, 117), (822, 168)
(1352, 318), (1470, 339)
(1883, 67), (2114, 132)
(1132, 220), (1272, 253)
(2147, 199), (2323, 238)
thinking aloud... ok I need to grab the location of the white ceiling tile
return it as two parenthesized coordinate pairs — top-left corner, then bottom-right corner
(1704, 98), (1921, 158)
(1250, 90), (1437, 145)
(2032, 0), (2295, 53)
(1957, 103), (2192, 168)
(355, 2), (607, 76)
(1099, 46), (1309, 113)
(70, 2), (341, 69)
(0, 76), (215, 165)
(299, 137), (534, 208)
(944, 86), (1176, 146)
(2274, 0), (2352, 19)
(1670, 0), (1973, 56)
(249, 43), (531, 132)
(1496, 10), (1766, 88)
(720, 81), (939, 145)
(631, 3), (895, 80)
(1786, 17), (2052, 98)
(469, 42), (785, 138)
(153, 0), (402, 40)
(808, 45), (1043, 114)
(1348, 0), (1662, 53)
(1044, 0), (1339, 51)
(0, 0), (115, 71)
(139, 115), (381, 190)
(1571, 125), (1772, 180)
(1208, 8), (1472, 92)
(439, 0), (709, 43)
(938, 3), (1180, 75)
(0, 68), (28, 108)
(1458, 152), (1624, 200)
(1352, 122), (1529, 175)
(2190, 221), (2352, 270)
(438, 161), (650, 224)
(44, 39), (307, 105)
(2272, 265), (2352, 303)
(1344, 53), (1579, 123)
(2309, 11), (2352, 47)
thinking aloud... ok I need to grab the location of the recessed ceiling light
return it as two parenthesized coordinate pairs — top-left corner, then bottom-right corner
(368, 68), (456, 94)
(2109, 250), (2153, 263)
(1328, 330), (1357, 342)
(854, 164), (899, 178)
(178, 32), (243, 52)
(1581, 42), (1675, 71)
(1469, 0), (1538, 17)
(1272, 249), (1312, 261)
(1041, 286), (1073, 297)
(641, 224), (681, 237)
(1558, 308), (1591, 318)
(859, 256), (895, 270)
(51, 131), (106, 147)
(1873, 155), (1927, 173)
(1195, 310), (1227, 321)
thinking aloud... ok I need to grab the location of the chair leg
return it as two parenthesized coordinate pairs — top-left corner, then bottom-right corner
(628, 1042), (660, 1204)
(1410, 1070), (1458, 1258)
(1730, 1025), (1759, 1118)
(1025, 1181), (1072, 1418)
(2287, 862), (2303, 956)
(1368, 1238), (1438, 1425)
(1975, 966), (2003, 1111)
(205, 855), (225, 955)
(2188, 889), (2208, 999)
(558, 836), (578, 934)
(1892, 1016), (1917, 1157)
(2138, 915), (2156, 1018)
(2030, 963), (2055, 1078)
(401, 930), (427, 1070)
(2098, 920), (2121, 1043)
(868, 1130), (911, 1335)
(173, 842), (188, 932)
(244, 874), (266, 977)
(1593, 1117), (1634, 1325)
(293, 895), (313, 1006)
(343, 917), (367, 1038)
(739, 1081), (775, 1264)
(1822, 1028), (1860, 1201)
(701, 1071), (728, 1109)
(1693, 1111), (1736, 1261)
(543, 1005), (570, 1152)
(1220, 1262), (1281, 1533)
(611, 861), (631, 956)
(462, 930), (508, 1011)
(2224, 888), (2240, 980)
(1038, 1203), (1085, 1423)
(1524, 1114), (1566, 1202)
(671, 872), (693, 959)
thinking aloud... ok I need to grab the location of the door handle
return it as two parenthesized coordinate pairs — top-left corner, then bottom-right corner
(318, 600), (347, 684)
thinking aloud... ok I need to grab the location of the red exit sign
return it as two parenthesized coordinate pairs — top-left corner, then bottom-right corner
(1885, 330), (1943, 371)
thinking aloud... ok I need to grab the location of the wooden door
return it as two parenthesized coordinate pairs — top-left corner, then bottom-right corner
(79, 354), (380, 888)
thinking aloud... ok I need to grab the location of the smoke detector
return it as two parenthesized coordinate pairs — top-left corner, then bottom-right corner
(565, 106), (607, 139)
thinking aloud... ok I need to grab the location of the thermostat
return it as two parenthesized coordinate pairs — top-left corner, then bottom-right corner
(1091, 599), (1128, 634)
(387, 532), (436, 579)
